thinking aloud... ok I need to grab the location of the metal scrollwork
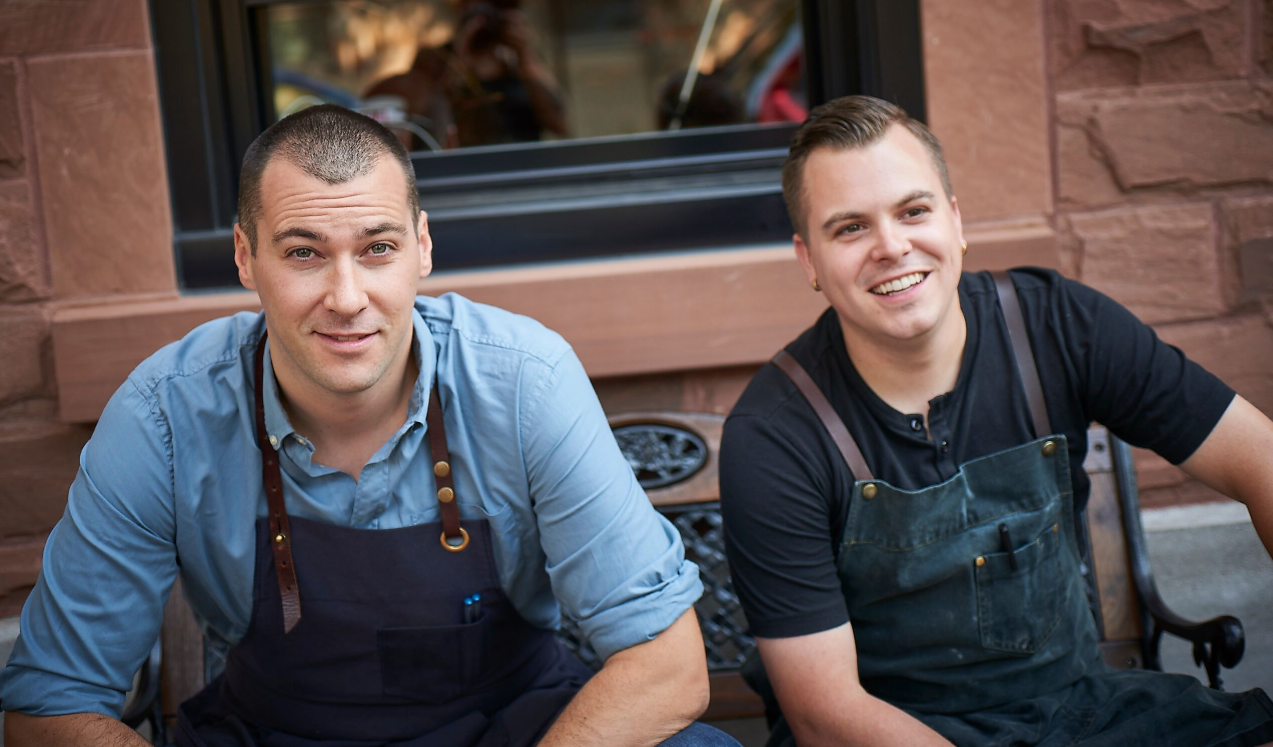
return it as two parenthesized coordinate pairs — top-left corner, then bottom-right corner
(612, 424), (708, 489)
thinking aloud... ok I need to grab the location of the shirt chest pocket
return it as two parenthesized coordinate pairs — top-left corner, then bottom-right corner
(974, 519), (1064, 655)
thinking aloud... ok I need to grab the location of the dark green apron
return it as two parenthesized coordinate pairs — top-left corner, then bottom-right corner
(754, 272), (1273, 747)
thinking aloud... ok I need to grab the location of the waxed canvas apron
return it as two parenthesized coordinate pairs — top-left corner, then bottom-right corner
(174, 334), (592, 747)
(757, 272), (1273, 747)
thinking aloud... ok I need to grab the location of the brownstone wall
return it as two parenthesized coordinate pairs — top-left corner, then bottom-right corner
(0, 0), (173, 615)
(1047, 0), (1273, 507)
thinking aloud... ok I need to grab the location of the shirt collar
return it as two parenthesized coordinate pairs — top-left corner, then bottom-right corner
(260, 307), (435, 450)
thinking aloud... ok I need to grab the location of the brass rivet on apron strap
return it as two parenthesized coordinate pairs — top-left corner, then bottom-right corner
(975, 556), (986, 567)
(434, 460), (451, 477)
(862, 483), (878, 499)
(1042, 440), (1057, 456)
(438, 486), (455, 503)
(275, 533), (285, 544)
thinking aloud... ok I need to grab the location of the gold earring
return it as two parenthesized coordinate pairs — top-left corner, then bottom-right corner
(961, 240), (968, 255)
(811, 278), (821, 292)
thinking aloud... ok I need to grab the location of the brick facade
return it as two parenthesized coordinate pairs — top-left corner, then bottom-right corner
(0, 0), (168, 615)
(1048, 0), (1273, 508)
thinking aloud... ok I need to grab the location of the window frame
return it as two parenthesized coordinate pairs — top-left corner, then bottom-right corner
(150, 0), (924, 290)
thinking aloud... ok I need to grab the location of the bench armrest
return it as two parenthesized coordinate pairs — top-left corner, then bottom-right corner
(1109, 436), (1246, 689)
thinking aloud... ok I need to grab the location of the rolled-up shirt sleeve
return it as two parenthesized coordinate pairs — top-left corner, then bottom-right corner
(519, 348), (702, 662)
(0, 378), (177, 717)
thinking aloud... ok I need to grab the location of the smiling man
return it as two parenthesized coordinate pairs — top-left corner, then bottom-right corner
(0, 105), (740, 747)
(719, 96), (1273, 746)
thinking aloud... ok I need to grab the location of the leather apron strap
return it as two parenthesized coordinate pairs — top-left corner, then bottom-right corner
(251, 335), (471, 633)
(427, 386), (469, 552)
(991, 270), (1052, 438)
(772, 349), (875, 481)
(254, 334), (302, 633)
(772, 271), (1051, 478)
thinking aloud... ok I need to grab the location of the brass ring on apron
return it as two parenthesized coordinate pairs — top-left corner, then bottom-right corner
(440, 527), (471, 552)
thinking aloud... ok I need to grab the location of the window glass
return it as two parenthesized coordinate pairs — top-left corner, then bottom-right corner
(264, 0), (805, 152)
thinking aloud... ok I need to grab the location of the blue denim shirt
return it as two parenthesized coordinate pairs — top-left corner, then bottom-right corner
(1, 293), (701, 718)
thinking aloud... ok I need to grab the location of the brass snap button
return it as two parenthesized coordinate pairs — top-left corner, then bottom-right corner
(1042, 440), (1057, 456)
(438, 487), (455, 503)
(274, 533), (286, 544)
(434, 460), (450, 477)
(975, 556), (986, 567)
(862, 483), (878, 499)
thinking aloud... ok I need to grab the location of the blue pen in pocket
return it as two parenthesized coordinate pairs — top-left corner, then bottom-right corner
(462, 594), (482, 623)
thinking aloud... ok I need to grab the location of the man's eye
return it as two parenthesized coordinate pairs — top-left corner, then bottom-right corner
(904, 207), (928, 219)
(368, 242), (393, 255)
(839, 223), (864, 235)
(290, 248), (314, 259)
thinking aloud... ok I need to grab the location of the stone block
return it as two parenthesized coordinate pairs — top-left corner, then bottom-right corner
(28, 52), (175, 299)
(1068, 204), (1223, 324)
(0, 180), (46, 302)
(0, 419), (90, 542)
(1222, 195), (1273, 303)
(0, 536), (45, 618)
(1057, 81), (1273, 209)
(922, 0), (1051, 222)
(1263, 0), (1273, 76)
(0, 307), (51, 406)
(0, 60), (22, 179)
(1051, 0), (1247, 91)
(0, 0), (148, 56)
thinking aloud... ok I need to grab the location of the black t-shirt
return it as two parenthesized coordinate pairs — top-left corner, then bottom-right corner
(719, 268), (1235, 640)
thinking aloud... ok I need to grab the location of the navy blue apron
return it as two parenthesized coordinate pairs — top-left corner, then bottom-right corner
(756, 272), (1273, 747)
(175, 335), (592, 747)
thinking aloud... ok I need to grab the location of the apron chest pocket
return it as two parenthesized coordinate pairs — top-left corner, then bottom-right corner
(378, 613), (491, 704)
(974, 521), (1064, 655)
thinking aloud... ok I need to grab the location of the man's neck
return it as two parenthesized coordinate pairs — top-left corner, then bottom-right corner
(274, 351), (419, 481)
(839, 307), (967, 424)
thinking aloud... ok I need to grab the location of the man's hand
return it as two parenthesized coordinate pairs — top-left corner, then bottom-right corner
(1181, 394), (1273, 559)
(537, 607), (709, 747)
(4, 711), (149, 747)
(757, 623), (953, 747)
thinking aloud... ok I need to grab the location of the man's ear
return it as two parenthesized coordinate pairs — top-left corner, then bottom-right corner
(417, 211), (434, 279)
(793, 232), (819, 288)
(950, 195), (964, 249)
(233, 223), (257, 291)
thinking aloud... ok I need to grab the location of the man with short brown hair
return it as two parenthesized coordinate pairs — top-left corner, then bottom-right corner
(2, 104), (738, 747)
(721, 95), (1273, 747)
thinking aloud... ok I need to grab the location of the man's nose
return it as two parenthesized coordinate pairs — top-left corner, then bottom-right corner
(324, 259), (369, 316)
(871, 220), (911, 262)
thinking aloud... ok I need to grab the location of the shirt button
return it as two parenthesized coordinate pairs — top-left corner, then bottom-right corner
(940, 440), (950, 453)
(268, 435), (278, 447)
(910, 418), (923, 432)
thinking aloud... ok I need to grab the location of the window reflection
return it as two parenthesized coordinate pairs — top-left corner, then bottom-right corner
(264, 0), (805, 152)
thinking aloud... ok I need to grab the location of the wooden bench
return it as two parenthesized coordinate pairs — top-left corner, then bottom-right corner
(122, 417), (1248, 740)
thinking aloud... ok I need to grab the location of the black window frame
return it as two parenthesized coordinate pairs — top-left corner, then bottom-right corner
(150, 0), (924, 290)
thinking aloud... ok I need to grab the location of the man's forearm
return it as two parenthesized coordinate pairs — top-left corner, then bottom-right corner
(4, 711), (149, 747)
(787, 690), (953, 747)
(537, 609), (709, 747)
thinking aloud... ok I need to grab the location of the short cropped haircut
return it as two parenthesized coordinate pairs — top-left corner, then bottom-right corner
(237, 104), (420, 253)
(781, 95), (953, 239)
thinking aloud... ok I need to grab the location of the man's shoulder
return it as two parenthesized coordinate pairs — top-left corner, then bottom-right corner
(727, 311), (836, 425)
(126, 311), (264, 398)
(417, 293), (571, 366)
